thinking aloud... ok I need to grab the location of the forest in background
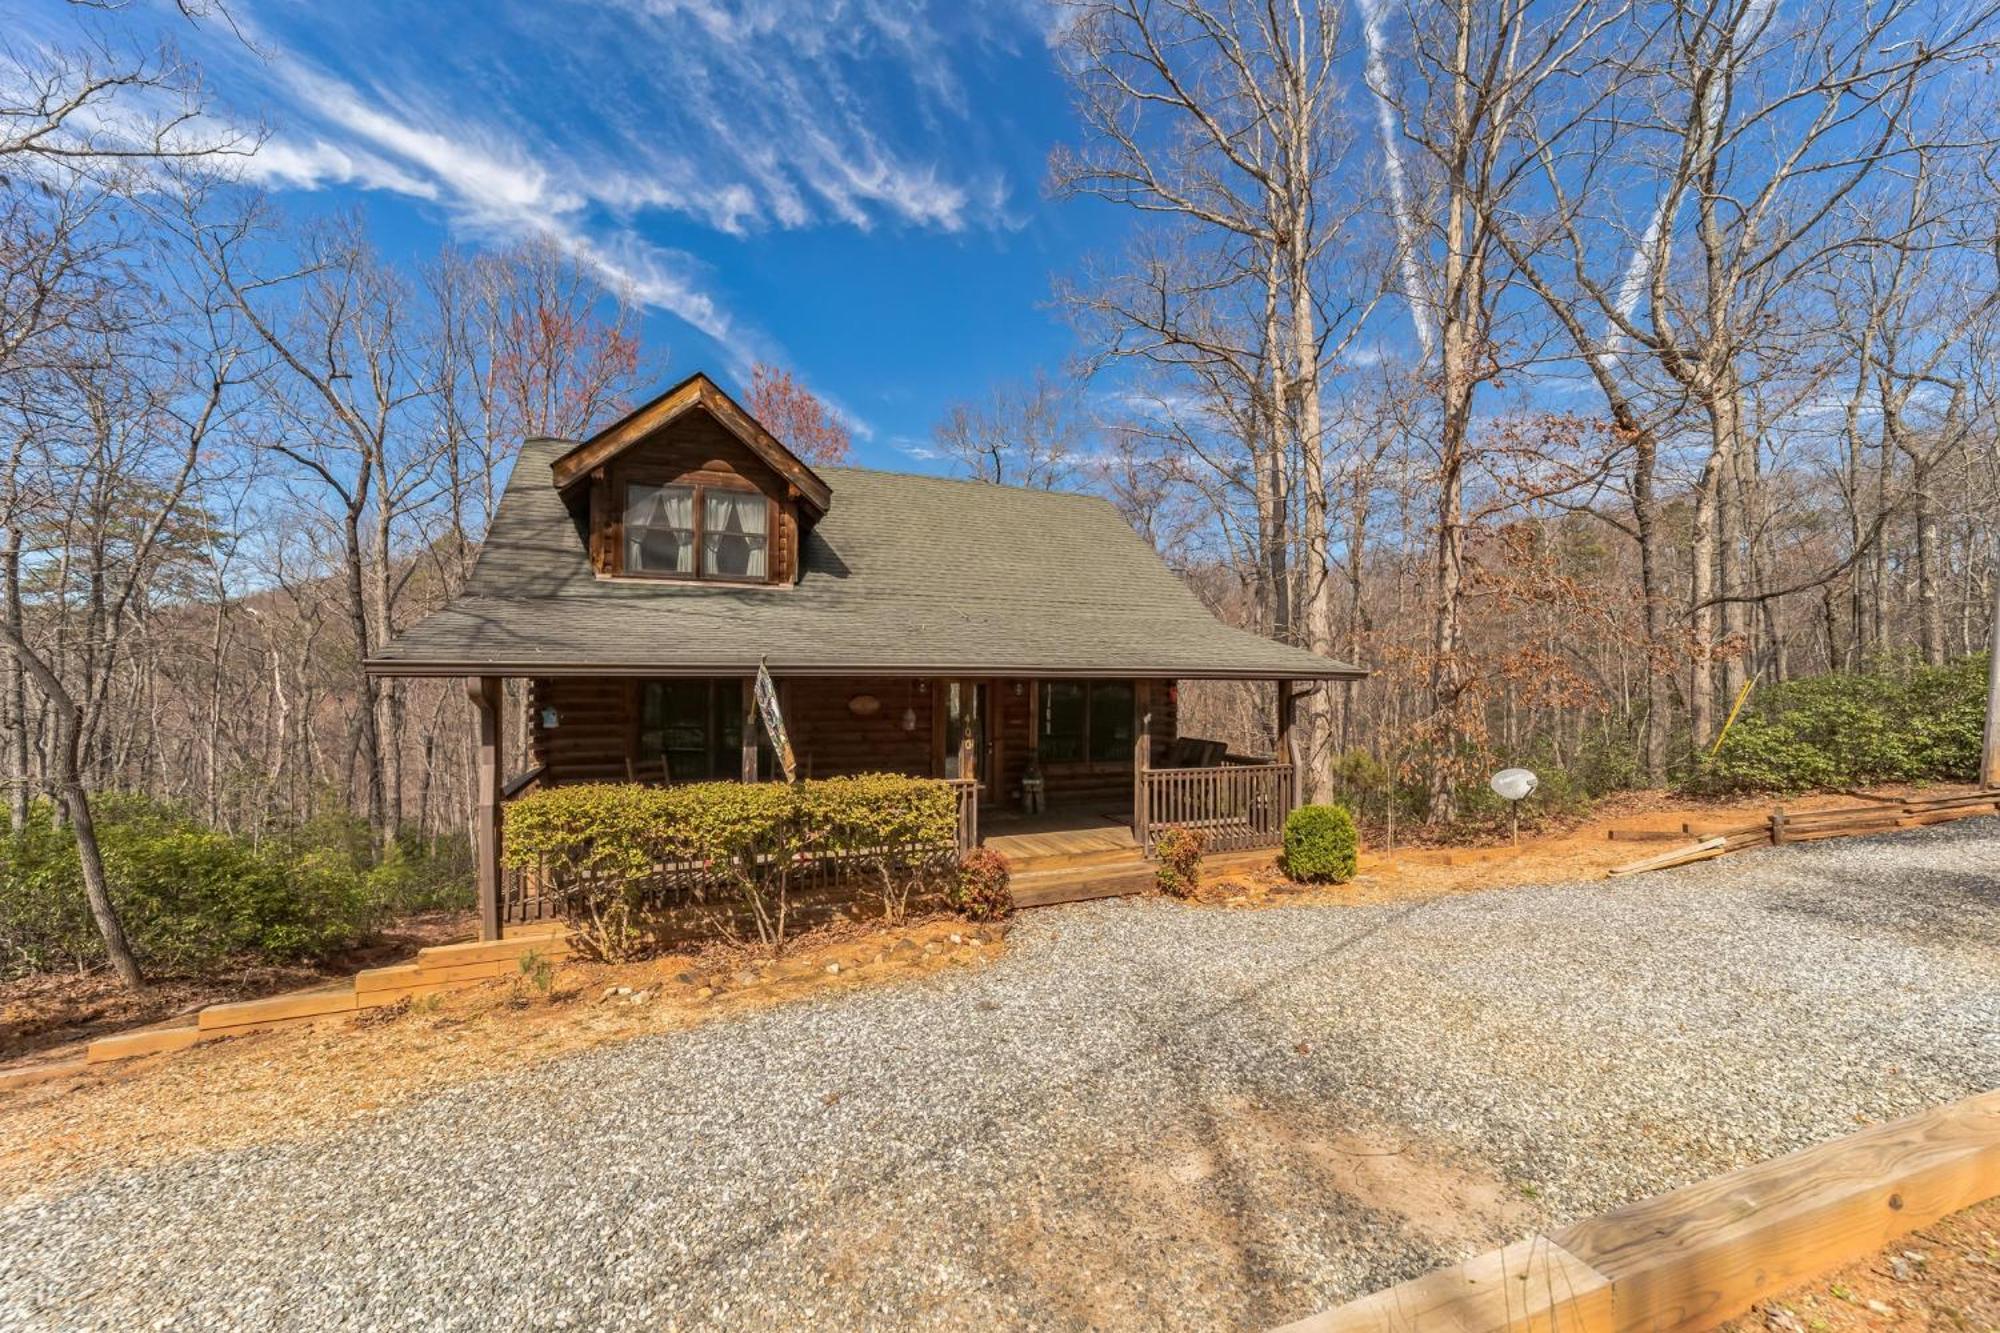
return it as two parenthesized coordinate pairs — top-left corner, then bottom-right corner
(4, 1), (1999, 981)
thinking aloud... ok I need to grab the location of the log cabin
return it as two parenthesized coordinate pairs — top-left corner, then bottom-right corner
(367, 372), (1366, 938)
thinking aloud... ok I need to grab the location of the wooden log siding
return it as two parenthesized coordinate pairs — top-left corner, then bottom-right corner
(529, 675), (1179, 797)
(789, 677), (933, 779)
(530, 677), (640, 785)
(1141, 763), (1295, 855)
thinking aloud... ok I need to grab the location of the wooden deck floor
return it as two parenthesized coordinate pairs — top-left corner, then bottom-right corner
(981, 807), (1137, 862)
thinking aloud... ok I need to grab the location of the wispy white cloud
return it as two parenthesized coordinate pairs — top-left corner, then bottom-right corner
(235, 137), (439, 199)
(1354, 0), (1432, 362)
(177, 0), (1028, 389)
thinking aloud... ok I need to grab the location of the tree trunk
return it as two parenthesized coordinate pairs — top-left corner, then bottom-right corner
(0, 625), (143, 988)
(1292, 232), (1336, 804)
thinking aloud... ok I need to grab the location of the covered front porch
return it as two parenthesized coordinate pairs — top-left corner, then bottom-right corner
(464, 671), (1312, 938)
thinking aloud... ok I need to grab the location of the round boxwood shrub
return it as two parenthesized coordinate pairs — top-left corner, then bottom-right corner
(1283, 804), (1358, 884)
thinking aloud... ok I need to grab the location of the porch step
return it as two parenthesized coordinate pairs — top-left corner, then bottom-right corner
(1003, 844), (1146, 875)
(1012, 862), (1157, 908)
(1009, 845), (1279, 910)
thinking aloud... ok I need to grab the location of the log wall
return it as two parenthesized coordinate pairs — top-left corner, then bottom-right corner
(526, 674), (1182, 809)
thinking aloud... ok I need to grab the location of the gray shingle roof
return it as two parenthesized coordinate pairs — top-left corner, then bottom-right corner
(367, 439), (1366, 680)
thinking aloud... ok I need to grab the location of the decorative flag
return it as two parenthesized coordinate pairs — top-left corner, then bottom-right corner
(755, 657), (797, 783)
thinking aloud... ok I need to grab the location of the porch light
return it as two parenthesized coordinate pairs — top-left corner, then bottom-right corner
(901, 706), (918, 732)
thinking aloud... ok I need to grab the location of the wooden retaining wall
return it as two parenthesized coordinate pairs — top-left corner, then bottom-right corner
(1274, 1088), (2000, 1333)
(39, 925), (576, 1078)
(1607, 789), (1999, 876)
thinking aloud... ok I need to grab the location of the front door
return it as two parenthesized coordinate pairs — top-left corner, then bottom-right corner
(941, 679), (991, 801)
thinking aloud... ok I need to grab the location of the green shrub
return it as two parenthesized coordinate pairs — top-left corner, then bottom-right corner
(1283, 804), (1359, 883)
(504, 775), (964, 956)
(0, 796), (396, 979)
(0, 794), (481, 980)
(949, 848), (1013, 921)
(1153, 825), (1205, 898)
(1692, 655), (1988, 794)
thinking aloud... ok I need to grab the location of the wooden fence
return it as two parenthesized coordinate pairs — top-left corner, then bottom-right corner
(1608, 787), (2000, 876)
(1139, 762), (1296, 856)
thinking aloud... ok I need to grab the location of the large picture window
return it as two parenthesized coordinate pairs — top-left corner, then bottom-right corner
(637, 680), (772, 783)
(1038, 680), (1137, 766)
(622, 481), (770, 582)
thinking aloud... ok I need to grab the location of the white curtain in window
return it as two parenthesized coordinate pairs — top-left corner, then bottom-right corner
(703, 490), (768, 579)
(627, 483), (694, 574)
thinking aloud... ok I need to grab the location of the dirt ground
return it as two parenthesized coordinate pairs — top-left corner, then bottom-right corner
(1723, 1196), (2000, 1332)
(0, 913), (1006, 1201)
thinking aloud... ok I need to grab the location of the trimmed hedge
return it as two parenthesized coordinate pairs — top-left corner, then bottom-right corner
(1283, 804), (1359, 883)
(503, 775), (964, 956)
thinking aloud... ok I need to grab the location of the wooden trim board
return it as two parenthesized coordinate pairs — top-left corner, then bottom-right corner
(1271, 1088), (2000, 1333)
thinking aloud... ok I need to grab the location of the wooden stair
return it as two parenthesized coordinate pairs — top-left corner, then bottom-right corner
(1009, 847), (1277, 909)
(1012, 859), (1158, 908)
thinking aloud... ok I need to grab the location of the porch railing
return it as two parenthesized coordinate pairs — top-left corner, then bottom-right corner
(950, 776), (979, 855)
(1139, 762), (1295, 856)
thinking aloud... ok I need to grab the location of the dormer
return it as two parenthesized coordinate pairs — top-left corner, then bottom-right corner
(549, 373), (832, 586)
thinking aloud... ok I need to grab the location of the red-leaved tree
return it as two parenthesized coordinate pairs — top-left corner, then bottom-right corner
(745, 363), (851, 464)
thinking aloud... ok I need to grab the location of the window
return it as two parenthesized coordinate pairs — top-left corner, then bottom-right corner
(625, 483), (695, 575)
(703, 488), (768, 579)
(1038, 679), (1137, 765)
(1087, 681), (1135, 762)
(637, 680), (772, 783)
(1039, 683), (1086, 762)
(621, 480), (769, 581)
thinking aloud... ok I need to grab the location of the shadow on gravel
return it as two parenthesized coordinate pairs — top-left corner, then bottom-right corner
(1758, 852), (1999, 947)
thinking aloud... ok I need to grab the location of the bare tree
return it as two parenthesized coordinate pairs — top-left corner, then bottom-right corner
(931, 369), (1087, 489)
(1051, 0), (1380, 799)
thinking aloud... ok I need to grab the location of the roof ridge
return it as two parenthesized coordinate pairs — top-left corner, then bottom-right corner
(819, 465), (1114, 506)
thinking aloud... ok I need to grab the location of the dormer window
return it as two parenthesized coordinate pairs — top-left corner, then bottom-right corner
(625, 483), (695, 574)
(622, 480), (769, 581)
(702, 487), (768, 579)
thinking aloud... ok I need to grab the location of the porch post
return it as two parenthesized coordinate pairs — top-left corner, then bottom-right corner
(740, 676), (758, 782)
(468, 675), (504, 942)
(1277, 679), (1301, 811)
(1133, 679), (1153, 853)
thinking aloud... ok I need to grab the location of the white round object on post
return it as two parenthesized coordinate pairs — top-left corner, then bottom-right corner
(1489, 768), (1538, 802)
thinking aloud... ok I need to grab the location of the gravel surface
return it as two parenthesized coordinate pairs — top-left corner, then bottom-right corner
(3, 821), (1996, 1331)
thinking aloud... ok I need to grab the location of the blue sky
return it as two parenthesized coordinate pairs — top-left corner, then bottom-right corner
(26, 0), (1122, 469)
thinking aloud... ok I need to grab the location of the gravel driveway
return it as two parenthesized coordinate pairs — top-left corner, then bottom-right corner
(3, 821), (1996, 1331)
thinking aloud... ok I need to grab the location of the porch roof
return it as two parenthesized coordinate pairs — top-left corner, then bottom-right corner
(368, 439), (1367, 681)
